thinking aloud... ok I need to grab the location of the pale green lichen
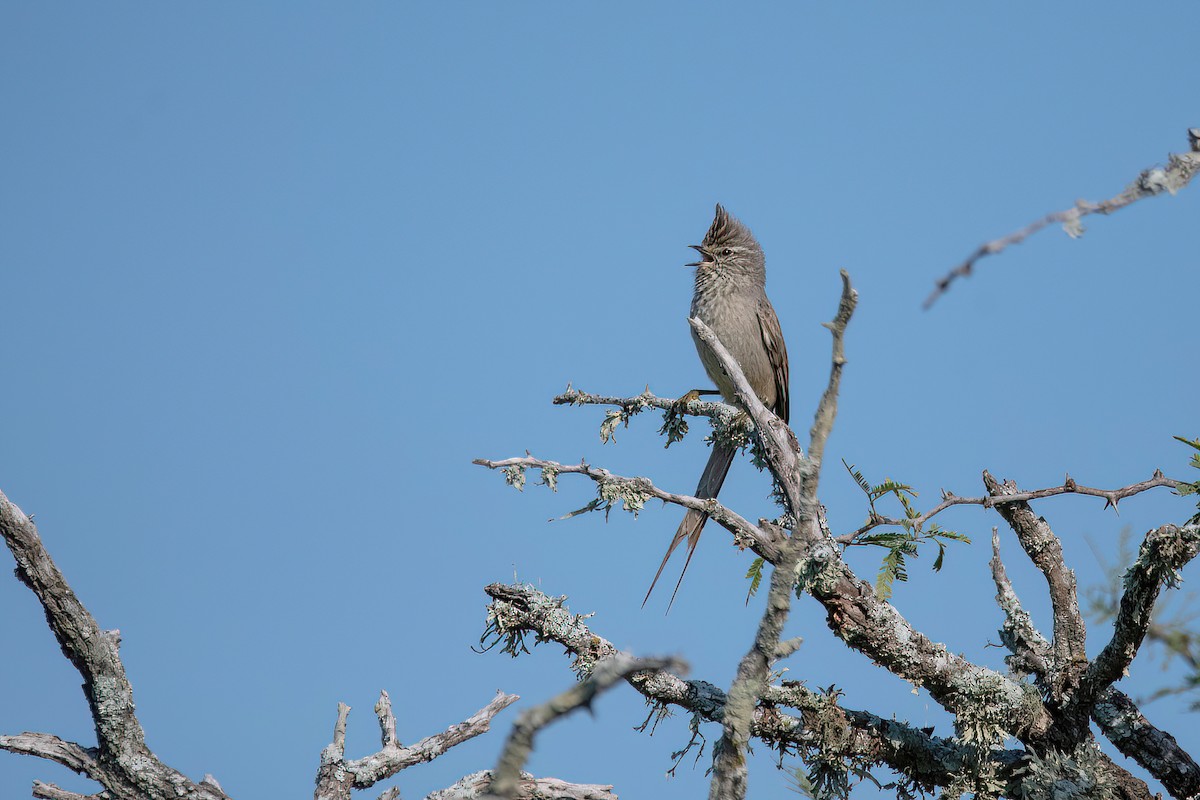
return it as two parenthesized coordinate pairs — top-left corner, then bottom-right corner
(538, 465), (559, 492)
(1006, 743), (1118, 800)
(658, 408), (689, 448)
(941, 745), (1006, 800)
(953, 672), (1017, 747)
(503, 465), (526, 492)
(793, 540), (843, 596)
(599, 410), (625, 444)
(598, 477), (650, 516)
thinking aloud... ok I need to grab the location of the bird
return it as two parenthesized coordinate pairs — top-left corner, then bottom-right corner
(644, 204), (790, 610)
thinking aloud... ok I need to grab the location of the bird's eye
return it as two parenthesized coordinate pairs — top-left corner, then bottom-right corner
(720, 248), (733, 257)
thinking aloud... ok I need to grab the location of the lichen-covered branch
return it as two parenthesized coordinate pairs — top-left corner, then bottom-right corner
(925, 127), (1200, 307)
(472, 455), (783, 561)
(1082, 524), (1200, 707)
(427, 771), (616, 800)
(990, 528), (1052, 680)
(1092, 689), (1200, 800)
(489, 654), (681, 799)
(805, 269), (857, 494)
(314, 691), (519, 800)
(707, 539), (804, 800)
(553, 385), (734, 422)
(984, 471), (1089, 709)
(0, 488), (232, 800)
(480, 582), (1020, 792)
(990, 514), (1198, 797)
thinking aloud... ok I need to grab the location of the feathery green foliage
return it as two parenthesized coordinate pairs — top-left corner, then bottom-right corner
(843, 460), (971, 600)
(745, 557), (766, 604)
(1174, 435), (1200, 523)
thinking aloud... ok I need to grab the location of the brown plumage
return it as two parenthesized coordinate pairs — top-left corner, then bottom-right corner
(644, 205), (790, 610)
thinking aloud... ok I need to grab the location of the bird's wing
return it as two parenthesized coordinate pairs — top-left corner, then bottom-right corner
(757, 298), (790, 423)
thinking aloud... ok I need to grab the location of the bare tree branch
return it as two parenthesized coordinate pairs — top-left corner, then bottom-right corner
(0, 733), (99, 776)
(837, 471), (1183, 545)
(805, 269), (857, 491)
(488, 654), (681, 799)
(0, 488), (231, 800)
(428, 771), (616, 800)
(924, 127), (1200, 308)
(30, 784), (102, 800)
(315, 691), (520, 800)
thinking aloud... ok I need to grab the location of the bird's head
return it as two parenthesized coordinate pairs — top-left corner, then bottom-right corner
(686, 204), (765, 284)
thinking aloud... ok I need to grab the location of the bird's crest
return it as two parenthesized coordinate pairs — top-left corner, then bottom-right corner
(702, 203), (755, 250)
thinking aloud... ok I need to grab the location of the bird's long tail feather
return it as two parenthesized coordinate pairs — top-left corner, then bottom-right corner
(643, 442), (737, 611)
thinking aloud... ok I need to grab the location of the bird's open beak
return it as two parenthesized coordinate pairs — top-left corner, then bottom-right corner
(685, 244), (711, 267)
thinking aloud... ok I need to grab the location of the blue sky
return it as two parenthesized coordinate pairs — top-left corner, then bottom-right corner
(2, 4), (1197, 798)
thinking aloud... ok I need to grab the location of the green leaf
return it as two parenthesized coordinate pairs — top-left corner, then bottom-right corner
(842, 459), (872, 496)
(745, 557), (765, 604)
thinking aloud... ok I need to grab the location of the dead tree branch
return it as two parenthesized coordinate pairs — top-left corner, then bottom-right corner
(427, 771), (616, 800)
(924, 127), (1200, 308)
(488, 654), (681, 799)
(314, 691), (519, 800)
(0, 488), (232, 800)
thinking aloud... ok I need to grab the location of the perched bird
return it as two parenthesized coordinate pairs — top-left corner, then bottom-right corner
(644, 204), (790, 609)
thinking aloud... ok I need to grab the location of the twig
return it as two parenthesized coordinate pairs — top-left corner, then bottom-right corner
(488, 654), (682, 799)
(924, 128), (1200, 308)
(553, 385), (732, 421)
(805, 269), (858, 497)
(472, 455), (782, 561)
